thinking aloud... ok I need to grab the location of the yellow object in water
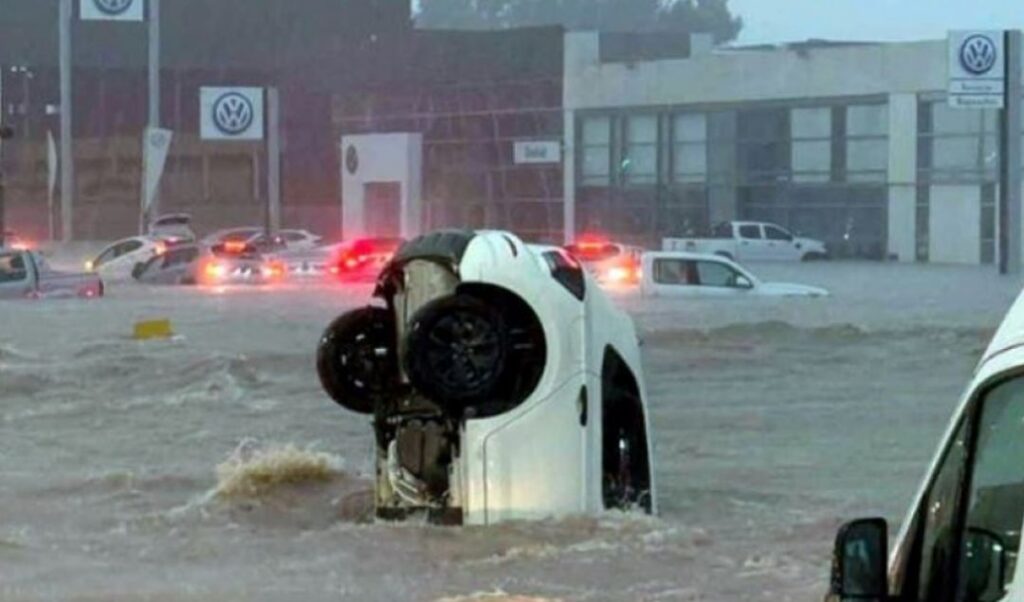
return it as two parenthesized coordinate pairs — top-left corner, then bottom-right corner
(133, 319), (173, 340)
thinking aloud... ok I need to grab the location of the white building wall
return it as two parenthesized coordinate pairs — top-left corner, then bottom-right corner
(929, 185), (981, 264)
(340, 133), (423, 241)
(887, 94), (918, 262)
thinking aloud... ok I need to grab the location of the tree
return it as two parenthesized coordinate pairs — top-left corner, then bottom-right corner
(416, 0), (743, 43)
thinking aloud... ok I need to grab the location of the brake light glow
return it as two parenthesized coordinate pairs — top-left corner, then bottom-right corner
(224, 241), (247, 254)
(204, 262), (228, 280)
(263, 261), (285, 279)
(606, 266), (632, 283)
(154, 241), (168, 256)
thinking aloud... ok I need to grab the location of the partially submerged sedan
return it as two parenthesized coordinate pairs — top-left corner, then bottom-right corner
(317, 230), (656, 525)
(641, 251), (829, 298)
(132, 243), (284, 286)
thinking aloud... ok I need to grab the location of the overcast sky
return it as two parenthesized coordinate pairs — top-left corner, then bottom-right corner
(729, 0), (1024, 44)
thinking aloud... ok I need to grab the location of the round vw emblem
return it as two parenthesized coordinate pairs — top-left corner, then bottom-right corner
(212, 92), (255, 136)
(960, 34), (999, 76)
(345, 145), (359, 175)
(92, 0), (134, 16)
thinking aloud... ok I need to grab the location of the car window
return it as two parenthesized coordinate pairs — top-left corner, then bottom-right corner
(696, 261), (742, 288)
(0, 252), (28, 283)
(117, 240), (144, 257)
(94, 245), (119, 267)
(738, 225), (762, 240)
(764, 226), (793, 242)
(652, 259), (693, 285)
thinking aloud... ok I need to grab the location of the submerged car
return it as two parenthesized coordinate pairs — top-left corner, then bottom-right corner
(564, 236), (644, 287)
(326, 237), (404, 282)
(0, 250), (103, 300)
(316, 230), (655, 525)
(826, 286), (1024, 602)
(86, 236), (170, 281)
(641, 251), (828, 298)
(131, 243), (285, 286)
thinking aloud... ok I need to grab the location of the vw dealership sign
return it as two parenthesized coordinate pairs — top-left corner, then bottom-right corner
(949, 31), (1005, 109)
(200, 87), (265, 141)
(80, 0), (144, 21)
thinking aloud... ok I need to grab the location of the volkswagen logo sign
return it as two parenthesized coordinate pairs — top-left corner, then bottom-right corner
(960, 34), (999, 76)
(345, 145), (359, 175)
(92, 0), (134, 16)
(212, 92), (255, 136)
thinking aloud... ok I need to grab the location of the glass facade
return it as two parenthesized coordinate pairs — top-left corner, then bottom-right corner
(917, 99), (999, 264)
(577, 100), (890, 257)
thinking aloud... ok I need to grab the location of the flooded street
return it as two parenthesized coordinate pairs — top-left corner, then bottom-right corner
(0, 262), (1019, 601)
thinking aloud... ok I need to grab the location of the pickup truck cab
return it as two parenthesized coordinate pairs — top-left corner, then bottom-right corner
(663, 221), (828, 262)
(828, 288), (1024, 602)
(0, 250), (103, 300)
(641, 252), (828, 298)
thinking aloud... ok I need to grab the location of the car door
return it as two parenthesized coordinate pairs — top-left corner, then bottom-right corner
(736, 224), (766, 261)
(887, 375), (1024, 602)
(763, 224), (801, 261)
(0, 251), (32, 299)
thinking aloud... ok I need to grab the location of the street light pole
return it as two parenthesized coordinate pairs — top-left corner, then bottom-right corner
(59, 0), (74, 243)
(143, 0), (162, 229)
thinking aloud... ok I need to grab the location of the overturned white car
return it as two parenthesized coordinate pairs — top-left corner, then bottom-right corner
(317, 230), (656, 525)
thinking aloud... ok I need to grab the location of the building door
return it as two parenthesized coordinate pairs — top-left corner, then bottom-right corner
(364, 182), (402, 238)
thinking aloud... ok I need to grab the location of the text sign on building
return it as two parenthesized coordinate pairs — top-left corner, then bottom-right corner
(513, 140), (561, 164)
(80, 0), (144, 22)
(948, 31), (1005, 109)
(200, 87), (265, 141)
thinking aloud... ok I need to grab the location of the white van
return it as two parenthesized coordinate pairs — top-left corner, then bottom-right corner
(828, 288), (1024, 601)
(316, 230), (656, 525)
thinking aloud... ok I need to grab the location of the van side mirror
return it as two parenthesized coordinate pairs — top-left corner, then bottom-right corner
(963, 527), (1007, 602)
(828, 518), (888, 601)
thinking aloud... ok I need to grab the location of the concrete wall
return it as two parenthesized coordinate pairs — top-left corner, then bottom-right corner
(565, 33), (948, 111)
(340, 133), (423, 241)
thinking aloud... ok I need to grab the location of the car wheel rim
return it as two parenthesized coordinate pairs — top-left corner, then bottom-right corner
(337, 330), (387, 392)
(426, 311), (500, 390)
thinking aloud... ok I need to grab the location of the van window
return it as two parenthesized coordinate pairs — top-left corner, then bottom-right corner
(738, 225), (762, 240)
(0, 252), (28, 283)
(897, 376), (1024, 601)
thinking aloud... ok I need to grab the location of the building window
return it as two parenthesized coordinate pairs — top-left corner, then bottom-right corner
(673, 113), (707, 183)
(846, 103), (888, 182)
(624, 114), (658, 185)
(919, 100), (998, 183)
(581, 116), (611, 186)
(791, 107), (831, 183)
(737, 108), (790, 183)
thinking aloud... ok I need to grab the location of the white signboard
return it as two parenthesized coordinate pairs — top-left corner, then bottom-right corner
(80, 0), (144, 22)
(949, 30), (1005, 109)
(200, 87), (264, 141)
(514, 140), (561, 164)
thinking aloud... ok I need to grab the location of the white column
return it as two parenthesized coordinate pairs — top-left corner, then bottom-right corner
(562, 109), (576, 243)
(887, 93), (918, 262)
(59, 0), (74, 242)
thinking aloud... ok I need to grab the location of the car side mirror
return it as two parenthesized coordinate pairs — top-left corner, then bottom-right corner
(735, 275), (753, 290)
(963, 527), (1008, 602)
(828, 518), (888, 601)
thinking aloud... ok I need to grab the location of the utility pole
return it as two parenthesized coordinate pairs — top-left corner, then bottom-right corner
(59, 0), (74, 243)
(144, 0), (162, 227)
(266, 87), (281, 235)
(1001, 30), (1023, 274)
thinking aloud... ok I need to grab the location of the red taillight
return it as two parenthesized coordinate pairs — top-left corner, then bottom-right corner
(154, 241), (168, 256)
(223, 240), (247, 254)
(263, 261), (285, 279)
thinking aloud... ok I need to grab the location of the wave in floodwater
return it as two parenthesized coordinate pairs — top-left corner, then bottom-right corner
(215, 440), (343, 499)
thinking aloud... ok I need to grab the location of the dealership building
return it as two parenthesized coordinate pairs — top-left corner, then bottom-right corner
(560, 33), (1012, 263)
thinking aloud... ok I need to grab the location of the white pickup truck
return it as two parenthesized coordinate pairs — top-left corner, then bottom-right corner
(0, 250), (104, 300)
(663, 221), (828, 262)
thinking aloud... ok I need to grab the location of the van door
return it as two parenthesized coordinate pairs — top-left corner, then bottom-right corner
(888, 375), (1024, 601)
(763, 224), (801, 261)
(0, 251), (32, 299)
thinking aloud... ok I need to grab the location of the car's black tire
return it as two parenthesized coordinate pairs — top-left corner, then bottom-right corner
(404, 294), (509, 408)
(317, 306), (398, 414)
